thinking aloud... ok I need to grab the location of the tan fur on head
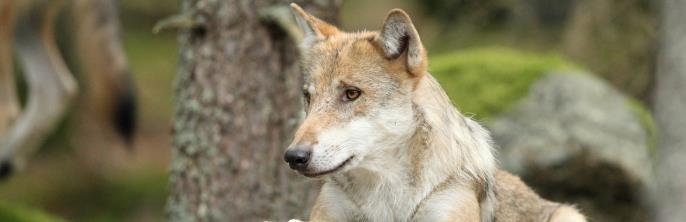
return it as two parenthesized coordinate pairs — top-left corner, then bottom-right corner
(290, 3), (339, 48)
(290, 4), (427, 79)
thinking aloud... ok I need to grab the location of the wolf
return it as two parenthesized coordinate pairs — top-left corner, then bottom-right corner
(284, 3), (586, 222)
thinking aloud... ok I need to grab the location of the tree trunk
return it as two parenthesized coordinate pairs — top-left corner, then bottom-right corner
(166, 0), (340, 221)
(654, 0), (686, 221)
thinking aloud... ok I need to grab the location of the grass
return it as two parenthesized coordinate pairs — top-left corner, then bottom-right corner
(0, 201), (66, 222)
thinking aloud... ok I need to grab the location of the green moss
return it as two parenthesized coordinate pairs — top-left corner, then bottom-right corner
(626, 99), (658, 154)
(0, 201), (66, 222)
(429, 47), (578, 120)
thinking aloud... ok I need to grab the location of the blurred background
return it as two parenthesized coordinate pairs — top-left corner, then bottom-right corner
(1, 0), (682, 221)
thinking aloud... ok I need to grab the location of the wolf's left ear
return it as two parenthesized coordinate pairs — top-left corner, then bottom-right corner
(376, 9), (427, 77)
(290, 3), (339, 48)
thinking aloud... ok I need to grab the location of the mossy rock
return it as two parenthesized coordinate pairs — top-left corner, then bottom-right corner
(626, 99), (658, 153)
(429, 47), (577, 120)
(489, 73), (656, 222)
(428, 47), (656, 150)
(0, 201), (66, 222)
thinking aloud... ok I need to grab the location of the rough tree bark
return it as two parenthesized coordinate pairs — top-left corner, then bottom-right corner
(166, 0), (341, 221)
(654, 0), (686, 221)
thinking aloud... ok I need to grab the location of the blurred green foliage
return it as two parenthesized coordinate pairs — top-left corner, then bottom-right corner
(0, 201), (66, 222)
(0, 158), (168, 222)
(419, 0), (516, 26)
(122, 24), (177, 126)
(430, 47), (577, 120)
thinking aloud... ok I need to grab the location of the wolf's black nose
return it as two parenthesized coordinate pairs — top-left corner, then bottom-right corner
(284, 148), (311, 171)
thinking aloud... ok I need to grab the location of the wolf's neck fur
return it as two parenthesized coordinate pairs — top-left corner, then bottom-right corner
(329, 74), (497, 222)
(411, 74), (496, 188)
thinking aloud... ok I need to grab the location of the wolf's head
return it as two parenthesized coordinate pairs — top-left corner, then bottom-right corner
(284, 4), (429, 177)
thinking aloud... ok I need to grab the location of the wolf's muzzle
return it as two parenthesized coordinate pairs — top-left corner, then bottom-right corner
(284, 147), (311, 171)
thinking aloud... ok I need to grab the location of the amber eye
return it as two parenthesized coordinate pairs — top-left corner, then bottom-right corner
(342, 87), (362, 102)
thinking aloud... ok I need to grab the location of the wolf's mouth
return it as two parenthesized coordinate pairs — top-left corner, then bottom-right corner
(303, 156), (355, 178)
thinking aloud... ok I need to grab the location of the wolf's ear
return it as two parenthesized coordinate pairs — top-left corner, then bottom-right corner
(290, 3), (339, 48)
(376, 9), (427, 77)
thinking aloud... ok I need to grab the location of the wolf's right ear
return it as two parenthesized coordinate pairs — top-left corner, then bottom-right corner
(376, 9), (427, 78)
(290, 3), (339, 48)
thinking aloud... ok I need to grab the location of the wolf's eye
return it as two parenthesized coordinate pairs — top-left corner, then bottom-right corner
(342, 87), (362, 102)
